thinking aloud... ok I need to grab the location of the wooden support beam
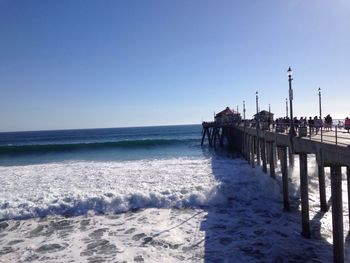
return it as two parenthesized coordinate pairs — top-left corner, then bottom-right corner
(256, 133), (261, 166)
(201, 127), (207, 146)
(213, 127), (218, 148)
(273, 142), (278, 167)
(261, 139), (267, 173)
(347, 166), (350, 235)
(289, 147), (294, 167)
(242, 131), (245, 155)
(251, 136), (255, 168)
(220, 127), (225, 147)
(242, 133), (246, 159)
(280, 146), (290, 211)
(241, 132), (244, 155)
(318, 165), (328, 212)
(299, 153), (310, 238)
(330, 165), (344, 263)
(246, 134), (251, 164)
(269, 142), (275, 178)
(208, 128), (213, 147)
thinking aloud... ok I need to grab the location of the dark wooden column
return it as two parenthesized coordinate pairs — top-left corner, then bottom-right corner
(250, 136), (255, 168)
(347, 166), (350, 235)
(247, 135), (251, 165)
(330, 165), (344, 263)
(289, 147), (294, 167)
(261, 139), (267, 173)
(318, 165), (328, 212)
(299, 153), (310, 238)
(280, 146), (290, 211)
(256, 131), (260, 166)
(269, 142), (275, 178)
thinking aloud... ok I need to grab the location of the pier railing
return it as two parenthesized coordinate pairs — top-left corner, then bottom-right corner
(240, 121), (350, 147)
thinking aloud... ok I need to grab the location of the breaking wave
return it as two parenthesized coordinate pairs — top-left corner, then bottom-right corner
(0, 191), (215, 221)
(0, 139), (198, 155)
(0, 158), (218, 220)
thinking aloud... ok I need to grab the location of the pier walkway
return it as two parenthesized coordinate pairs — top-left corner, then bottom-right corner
(202, 121), (350, 263)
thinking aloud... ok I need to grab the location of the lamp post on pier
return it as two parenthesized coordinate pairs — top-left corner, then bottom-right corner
(318, 87), (322, 120)
(288, 67), (296, 136)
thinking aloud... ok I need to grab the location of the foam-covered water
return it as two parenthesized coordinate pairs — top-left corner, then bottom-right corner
(0, 125), (349, 262)
(0, 158), (217, 220)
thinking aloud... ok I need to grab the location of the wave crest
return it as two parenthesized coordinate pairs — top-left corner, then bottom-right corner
(0, 139), (198, 155)
(0, 191), (213, 221)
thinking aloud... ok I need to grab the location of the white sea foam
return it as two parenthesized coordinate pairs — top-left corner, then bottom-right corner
(0, 157), (219, 220)
(1, 155), (350, 262)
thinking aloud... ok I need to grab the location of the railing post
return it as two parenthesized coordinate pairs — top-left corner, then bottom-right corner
(335, 125), (338, 145)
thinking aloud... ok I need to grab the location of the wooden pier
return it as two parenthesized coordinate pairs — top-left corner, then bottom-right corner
(202, 121), (350, 263)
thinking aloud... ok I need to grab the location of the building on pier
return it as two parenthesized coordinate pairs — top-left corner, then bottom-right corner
(215, 107), (241, 126)
(254, 110), (274, 122)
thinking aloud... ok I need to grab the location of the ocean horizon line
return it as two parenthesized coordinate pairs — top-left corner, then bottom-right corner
(0, 123), (200, 134)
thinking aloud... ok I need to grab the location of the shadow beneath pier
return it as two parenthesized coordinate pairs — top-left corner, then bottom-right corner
(200, 149), (337, 262)
(309, 198), (332, 239)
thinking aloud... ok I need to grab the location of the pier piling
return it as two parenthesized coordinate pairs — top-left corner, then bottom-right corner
(299, 153), (310, 238)
(280, 146), (290, 211)
(261, 139), (267, 173)
(347, 166), (350, 234)
(318, 165), (328, 212)
(269, 142), (275, 178)
(330, 165), (344, 263)
(250, 136), (255, 168)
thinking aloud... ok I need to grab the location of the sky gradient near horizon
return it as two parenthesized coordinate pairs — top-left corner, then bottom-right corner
(0, 0), (349, 132)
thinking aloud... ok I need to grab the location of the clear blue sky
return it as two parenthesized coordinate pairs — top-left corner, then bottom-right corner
(0, 0), (349, 131)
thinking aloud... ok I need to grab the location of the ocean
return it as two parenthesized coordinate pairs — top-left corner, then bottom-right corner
(0, 125), (349, 262)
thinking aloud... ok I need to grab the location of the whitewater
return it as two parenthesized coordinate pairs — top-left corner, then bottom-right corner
(0, 125), (349, 262)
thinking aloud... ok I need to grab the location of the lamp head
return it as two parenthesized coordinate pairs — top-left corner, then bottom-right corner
(287, 67), (293, 77)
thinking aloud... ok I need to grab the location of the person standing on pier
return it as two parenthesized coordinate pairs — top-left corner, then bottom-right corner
(345, 117), (350, 132)
(308, 117), (314, 134)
